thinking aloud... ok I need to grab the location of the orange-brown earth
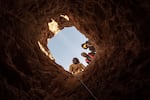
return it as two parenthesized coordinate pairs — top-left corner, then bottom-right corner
(0, 0), (149, 100)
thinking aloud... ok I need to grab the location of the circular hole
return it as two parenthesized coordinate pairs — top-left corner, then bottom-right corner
(47, 26), (96, 73)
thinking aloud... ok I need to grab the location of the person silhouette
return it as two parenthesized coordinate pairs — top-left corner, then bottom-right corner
(69, 58), (85, 75)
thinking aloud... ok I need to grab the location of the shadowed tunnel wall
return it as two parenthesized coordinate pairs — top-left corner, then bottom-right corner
(0, 0), (150, 100)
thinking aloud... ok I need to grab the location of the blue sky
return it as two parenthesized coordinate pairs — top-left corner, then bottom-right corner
(47, 26), (89, 71)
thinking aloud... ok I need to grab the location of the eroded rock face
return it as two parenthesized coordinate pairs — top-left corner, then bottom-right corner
(0, 0), (149, 100)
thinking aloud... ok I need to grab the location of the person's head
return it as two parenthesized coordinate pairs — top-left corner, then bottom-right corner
(81, 43), (88, 49)
(81, 41), (93, 49)
(89, 46), (96, 53)
(81, 52), (88, 57)
(72, 58), (80, 64)
(86, 41), (93, 46)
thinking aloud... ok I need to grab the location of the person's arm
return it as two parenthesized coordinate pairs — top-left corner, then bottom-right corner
(85, 59), (90, 64)
(80, 64), (86, 71)
(69, 65), (73, 74)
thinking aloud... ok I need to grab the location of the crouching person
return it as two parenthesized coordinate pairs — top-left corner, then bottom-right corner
(69, 58), (85, 75)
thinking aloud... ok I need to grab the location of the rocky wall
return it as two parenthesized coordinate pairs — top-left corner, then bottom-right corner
(0, 0), (149, 100)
